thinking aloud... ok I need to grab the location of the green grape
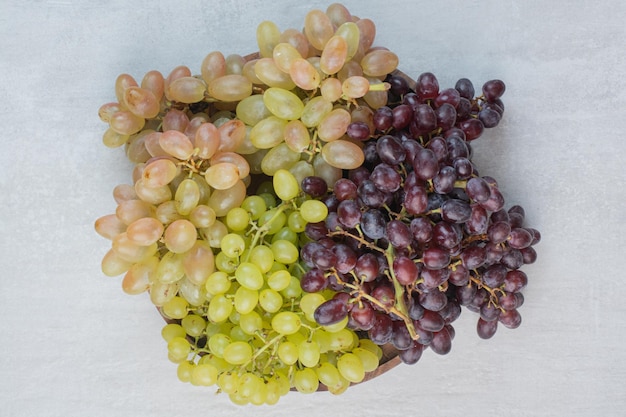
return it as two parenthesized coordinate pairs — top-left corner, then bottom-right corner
(207, 74), (252, 102)
(298, 340), (321, 368)
(234, 285), (259, 314)
(261, 142), (300, 176)
(300, 293), (326, 322)
(223, 341), (253, 365)
(312, 330), (331, 353)
(263, 88), (304, 121)
(277, 341), (298, 365)
(200, 354), (233, 373)
(272, 42), (302, 72)
(288, 161), (315, 189)
(161, 323), (186, 342)
(167, 76), (207, 104)
(271, 311), (301, 335)
(271, 239), (299, 264)
(181, 314), (206, 338)
(358, 338), (383, 360)
(215, 251), (238, 273)
(259, 288), (283, 313)
(156, 201), (183, 225)
(236, 94), (272, 126)
(164, 219), (197, 254)
(315, 362), (341, 388)
(280, 275), (302, 299)
(208, 332), (231, 358)
(250, 116), (287, 149)
(264, 378), (282, 405)
(283, 119), (311, 153)
(363, 76), (388, 109)
(207, 179), (247, 217)
(287, 211), (307, 233)
(300, 96), (333, 128)
(256, 20), (281, 58)
(177, 361), (194, 383)
(360, 49), (399, 77)
(273, 169), (300, 201)
(337, 353), (365, 383)
(237, 372), (264, 399)
(312, 153), (343, 187)
(102, 127), (129, 148)
(182, 240), (215, 286)
(258, 209), (287, 235)
(234, 262), (264, 290)
(205, 321), (233, 339)
(271, 226), (298, 246)
(249, 382), (269, 406)
(190, 363), (219, 386)
(205, 271), (232, 295)
(254, 58), (296, 90)
(220, 233), (246, 258)
(203, 219), (228, 248)
(121, 255), (157, 295)
(167, 336), (191, 362)
(289, 58), (321, 91)
(335, 21), (360, 60)
(208, 294), (233, 323)
(239, 311), (263, 335)
(109, 110), (145, 136)
(217, 372), (240, 394)
(249, 245), (274, 273)
(225, 207), (250, 231)
(179, 278), (207, 307)
(304, 9), (333, 50)
(321, 139), (365, 170)
(149, 281), (178, 306)
(258, 192), (277, 209)
(162, 296), (189, 320)
(241, 195), (267, 220)
(200, 51), (226, 84)
(300, 199), (329, 223)
(159, 130), (195, 160)
(324, 317), (350, 334)
(320, 35), (348, 75)
(112, 233), (158, 264)
(352, 347), (379, 373)
(326, 373), (351, 396)
(293, 368), (319, 394)
(267, 269), (291, 291)
(155, 251), (185, 284)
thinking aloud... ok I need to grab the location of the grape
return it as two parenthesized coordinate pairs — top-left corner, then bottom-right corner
(314, 298), (348, 325)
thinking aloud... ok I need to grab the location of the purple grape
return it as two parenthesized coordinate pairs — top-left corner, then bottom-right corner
(347, 121), (371, 141)
(441, 199), (472, 223)
(355, 253), (380, 282)
(433, 165), (457, 194)
(358, 180), (387, 208)
(415, 72), (439, 101)
(427, 136), (449, 162)
(456, 97), (472, 120)
(456, 283), (477, 305)
(418, 309), (445, 332)
(387, 74), (410, 97)
(336, 199), (362, 229)
(376, 135), (406, 165)
(422, 246), (451, 270)
(418, 290), (448, 312)
(331, 243), (357, 274)
(435, 88), (461, 108)
(466, 177), (491, 203)
(403, 185), (429, 215)
(412, 104), (437, 134)
(333, 178), (358, 201)
(482, 264), (507, 287)
(478, 107), (501, 128)
(386, 219), (412, 248)
(393, 255), (419, 285)
(435, 103), (457, 131)
(370, 163), (402, 193)
(392, 104), (413, 130)
(300, 176), (328, 198)
(373, 106), (394, 131)
(314, 297), (348, 325)
(508, 228), (534, 249)
(433, 222), (462, 249)
(520, 246), (537, 264)
(361, 209), (387, 240)
(453, 157), (474, 179)
(398, 341), (424, 364)
(501, 249), (524, 270)
(499, 309), (522, 329)
(300, 268), (328, 292)
(477, 317), (498, 339)
(430, 327), (452, 355)
(368, 313), (394, 345)
(460, 245), (487, 269)
(348, 166), (371, 187)
(448, 264), (470, 286)
(410, 217), (433, 244)
(391, 320), (413, 350)
(420, 267), (450, 290)
(480, 302), (501, 322)
(350, 301), (375, 330)
(465, 204), (489, 235)
(408, 293), (425, 320)
(458, 118), (484, 141)
(446, 135), (469, 160)
(413, 148), (439, 180)
(503, 270), (528, 293)
(455, 78), (475, 100)
(482, 79), (506, 102)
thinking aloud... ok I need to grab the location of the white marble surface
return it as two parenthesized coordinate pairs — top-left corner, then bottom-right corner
(1, 1), (625, 416)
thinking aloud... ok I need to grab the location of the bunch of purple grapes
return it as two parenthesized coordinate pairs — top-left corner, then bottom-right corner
(299, 73), (540, 365)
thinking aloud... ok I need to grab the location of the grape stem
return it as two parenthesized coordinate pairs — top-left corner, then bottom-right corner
(244, 202), (292, 263)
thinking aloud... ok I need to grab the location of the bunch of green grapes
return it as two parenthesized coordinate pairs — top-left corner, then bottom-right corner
(95, 2), (406, 406)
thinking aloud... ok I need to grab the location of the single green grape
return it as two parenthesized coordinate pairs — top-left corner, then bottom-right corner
(225, 207), (250, 231)
(300, 199), (328, 223)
